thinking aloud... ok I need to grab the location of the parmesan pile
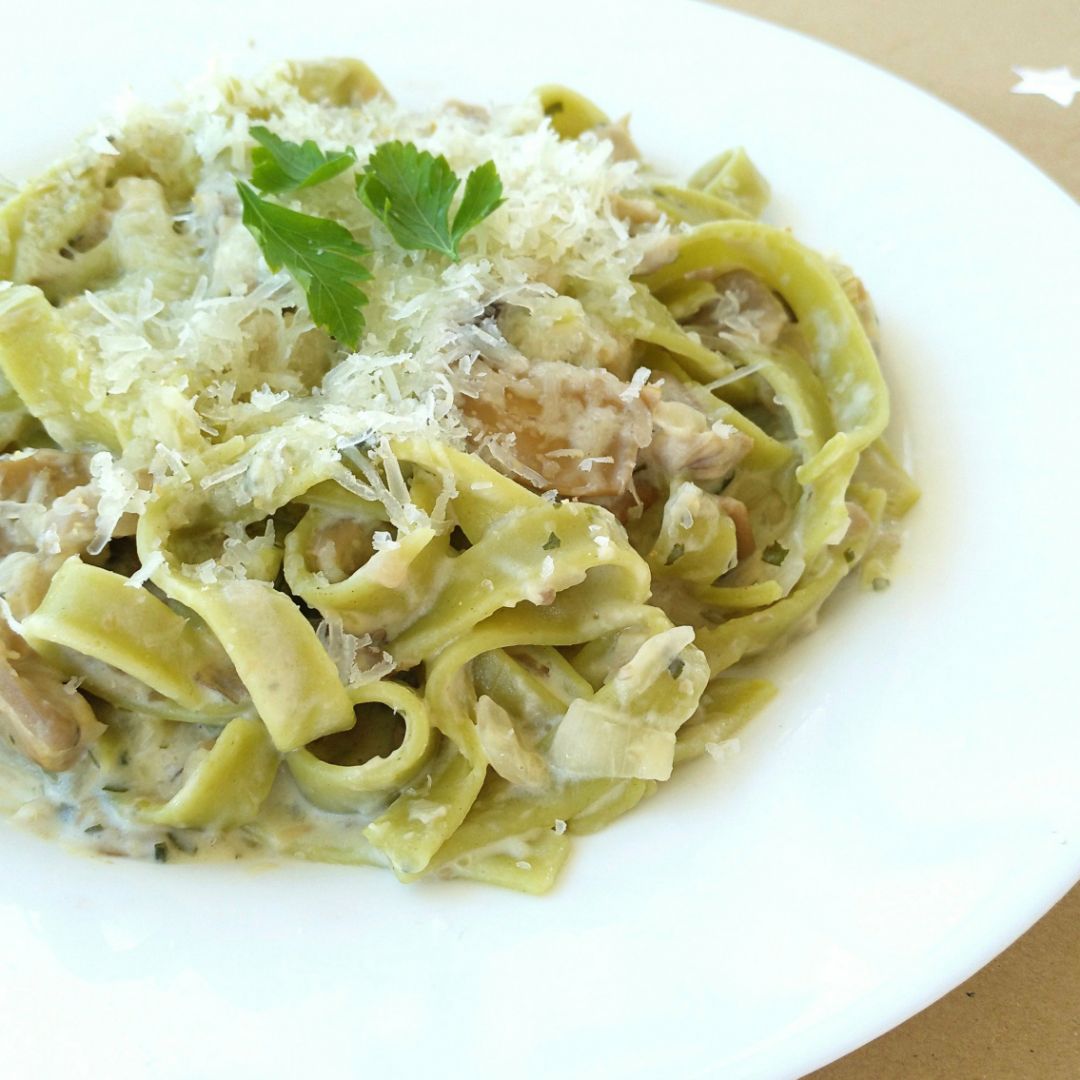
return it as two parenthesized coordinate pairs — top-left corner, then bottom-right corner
(69, 65), (679, 521)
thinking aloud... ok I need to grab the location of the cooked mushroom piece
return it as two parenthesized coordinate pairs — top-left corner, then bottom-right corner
(643, 400), (751, 483)
(716, 495), (755, 560)
(0, 449), (91, 504)
(458, 360), (657, 498)
(0, 448), (139, 560)
(0, 654), (102, 772)
(308, 516), (380, 582)
(690, 269), (790, 347)
(592, 117), (640, 162)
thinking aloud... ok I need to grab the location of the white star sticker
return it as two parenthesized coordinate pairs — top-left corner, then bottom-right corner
(1011, 65), (1080, 108)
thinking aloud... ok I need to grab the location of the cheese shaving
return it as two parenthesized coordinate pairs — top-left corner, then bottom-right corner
(22, 67), (679, 536)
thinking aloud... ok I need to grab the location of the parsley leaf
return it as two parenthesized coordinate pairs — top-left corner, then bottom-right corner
(356, 140), (504, 260)
(450, 160), (505, 247)
(237, 182), (372, 348)
(249, 126), (356, 194)
(761, 542), (788, 566)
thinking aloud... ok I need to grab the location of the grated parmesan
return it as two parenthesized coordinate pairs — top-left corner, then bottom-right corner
(125, 550), (165, 588)
(26, 66), (681, 530)
(87, 453), (146, 557)
(618, 366), (652, 401)
(704, 738), (741, 763)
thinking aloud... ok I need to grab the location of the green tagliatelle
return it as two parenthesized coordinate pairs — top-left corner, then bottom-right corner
(0, 60), (915, 892)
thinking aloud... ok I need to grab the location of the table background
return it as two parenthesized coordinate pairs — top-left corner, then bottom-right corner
(712, 2), (1080, 1076)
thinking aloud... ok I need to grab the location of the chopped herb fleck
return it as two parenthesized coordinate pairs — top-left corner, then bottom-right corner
(84, 824), (105, 835)
(101, 784), (129, 794)
(542, 532), (562, 551)
(665, 543), (685, 566)
(872, 576), (891, 592)
(762, 542), (788, 566)
(843, 548), (856, 564)
(668, 657), (685, 679)
(153, 841), (168, 863)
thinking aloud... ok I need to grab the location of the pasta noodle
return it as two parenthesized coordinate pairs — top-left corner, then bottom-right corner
(0, 59), (914, 891)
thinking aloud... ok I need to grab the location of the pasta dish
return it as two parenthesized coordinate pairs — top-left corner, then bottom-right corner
(0, 59), (916, 892)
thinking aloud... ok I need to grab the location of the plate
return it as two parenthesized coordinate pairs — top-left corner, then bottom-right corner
(3, 2), (1080, 1077)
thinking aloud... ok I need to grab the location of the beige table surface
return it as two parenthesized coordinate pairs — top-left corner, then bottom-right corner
(712, 2), (1080, 1077)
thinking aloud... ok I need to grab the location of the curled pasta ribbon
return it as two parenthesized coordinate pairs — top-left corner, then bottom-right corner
(143, 716), (280, 829)
(393, 608), (704, 885)
(550, 626), (709, 782)
(674, 677), (778, 764)
(535, 85), (609, 139)
(641, 220), (888, 481)
(0, 286), (121, 451)
(696, 487), (885, 672)
(21, 559), (246, 723)
(647, 480), (741, 584)
(688, 147), (772, 217)
(136, 444), (356, 752)
(390, 437), (535, 540)
(277, 57), (388, 107)
(390, 499), (648, 669)
(283, 482), (452, 644)
(643, 184), (752, 226)
(370, 597), (704, 883)
(375, 439), (654, 666)
(365, 558), (654, 878)
(474, 644), (592, 734)
(413, 611), (758, 891)
(286, 681), (435, 813)
(639, 220), (893, 612)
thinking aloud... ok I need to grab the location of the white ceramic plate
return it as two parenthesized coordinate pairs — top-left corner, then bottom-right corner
(3, 2), (1079, 1077)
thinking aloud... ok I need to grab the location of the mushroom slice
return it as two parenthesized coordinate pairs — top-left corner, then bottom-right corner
(644, 400), (751, 483)
(459, 360), (656, 498)
(0, 653), (102, 772)
(0, 449), (92, 503)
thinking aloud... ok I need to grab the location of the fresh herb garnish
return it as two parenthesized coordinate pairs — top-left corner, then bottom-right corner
(542, 532), (562, 551)
(668, 657), (685, 679)
(101, 784), (129, 794)
(237, 181), (372, 348)
(356, 140), (504, 261)
(762, 542), (788, 566)
(237, 128), (503, 344)
(153, 841), (168, 863)
(250, 126), (356, 194)
(872, 576), (891, 592)
(84, 824), (105, 835)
